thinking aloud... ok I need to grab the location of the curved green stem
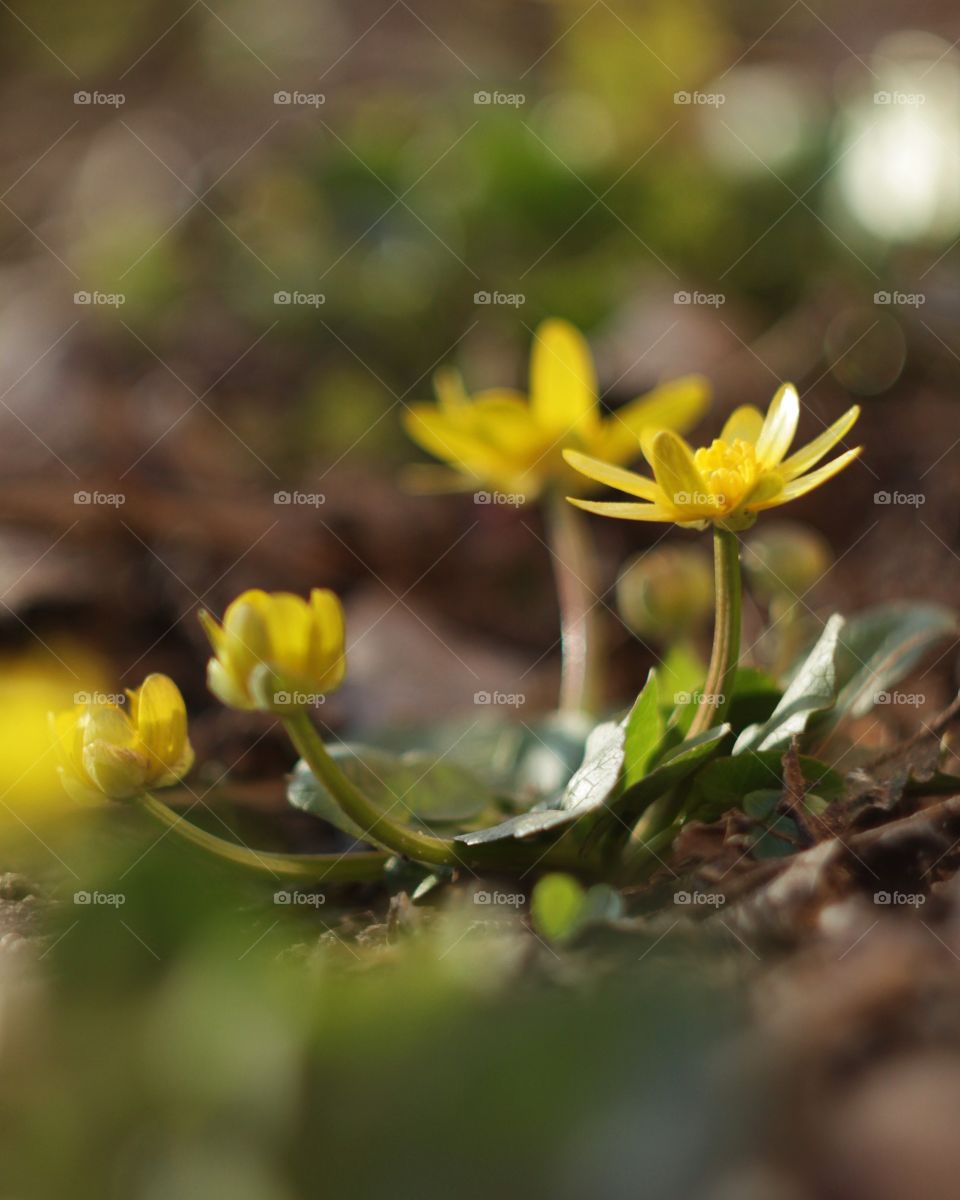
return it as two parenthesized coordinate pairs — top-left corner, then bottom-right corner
(136, 792), (389, 883)
(283, 711), (599, 875)
(689, 527), (741, 737)
(545, 492), (604, 716)
(283, 711), (465, 867)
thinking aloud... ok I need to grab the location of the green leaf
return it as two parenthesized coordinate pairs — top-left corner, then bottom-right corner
(686, 751), (843, 824)
(529, 875), (624, 943)
(741, 790), (799, 859)
(457, 711), (630, 845)
(725, 666), (782, 733)
(455, 691), (660, 847)
(383, 712), (593, 808)
(659, 641), (705, 731)
(617, 725), (730, 822)
(530, 873), (587, 942)
(734, 615), (844, 753)
(828, 602), (958, 724)
(288, 743), (498, 839)
(623, 670), (664, 788)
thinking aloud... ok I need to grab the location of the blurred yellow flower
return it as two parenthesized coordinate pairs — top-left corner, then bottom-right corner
(403, 318), (710, 501)
(199, 588), (346, 712)
(51, 674), (194, 803)
(564, 384), (861, 531)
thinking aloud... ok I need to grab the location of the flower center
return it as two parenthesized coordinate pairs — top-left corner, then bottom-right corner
(692, 438), (759, 512)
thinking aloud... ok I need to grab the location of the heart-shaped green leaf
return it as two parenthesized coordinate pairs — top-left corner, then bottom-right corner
(828, 602), (957, 724)
(456, 713), (629, 845)
(288, 743), (499, 840)
(734, 615), (844, 753)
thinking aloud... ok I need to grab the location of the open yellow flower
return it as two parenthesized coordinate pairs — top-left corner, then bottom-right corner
(563, 384), (861, 531)
(403, 318), (710, 501)
(199, 589), (346, 713)
(51, 674), (194, 803)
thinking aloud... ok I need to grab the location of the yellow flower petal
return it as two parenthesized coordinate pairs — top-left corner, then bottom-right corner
(203, 589), (348, 712)
(83, 740), (149, 800)
(133, 674), (194, 783)
(755, 383), (799, 469)
(594, 375), (710, 462)
(744, 472), (784, 508)
(403, 405), (509, 482)
(207, 659), (254, 710)
(752, 448), (862, 509)
(567, 497), (680, 522)
(562, 449), (663, 501)
(530, 318), (598, 439)
(308, 589), (347, 688)
(778, 405), (860, 482)
(720, 405), (764, 444)
(649, 430), (709, 511)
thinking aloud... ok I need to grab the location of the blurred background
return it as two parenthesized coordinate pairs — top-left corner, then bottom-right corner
(2, 2), (960, 1196)
(1, 0), (959, 751)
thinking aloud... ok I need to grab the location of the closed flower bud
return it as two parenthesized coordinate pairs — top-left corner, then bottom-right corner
(199, 589), (346, 712)
(616, 546), (714, 641)
(742, 520), (832, 603)
(51, 674), (194, 803)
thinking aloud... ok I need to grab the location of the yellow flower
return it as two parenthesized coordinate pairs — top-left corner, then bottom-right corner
(51, 674), (194, 803)
(563, 384), (861, 531)
(199, 589), (346, 712)
(403, 318), (710, 501)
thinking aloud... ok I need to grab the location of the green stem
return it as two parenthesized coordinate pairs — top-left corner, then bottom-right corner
(617, 823), (682, 883)
(688, 526), (741, 737)
(283, 711), (465, 867)
(136, 793), (389, 883)
(545, 492), (604, 716)
(283, 710), (597, 876)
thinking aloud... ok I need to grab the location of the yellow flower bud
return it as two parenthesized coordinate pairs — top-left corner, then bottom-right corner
(51, 674), (194, 803)
(616, 546), (714, 641)
(199, 589), (346, 712)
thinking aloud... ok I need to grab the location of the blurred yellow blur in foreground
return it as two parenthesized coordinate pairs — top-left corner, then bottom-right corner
(0, 650), (109, 829)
